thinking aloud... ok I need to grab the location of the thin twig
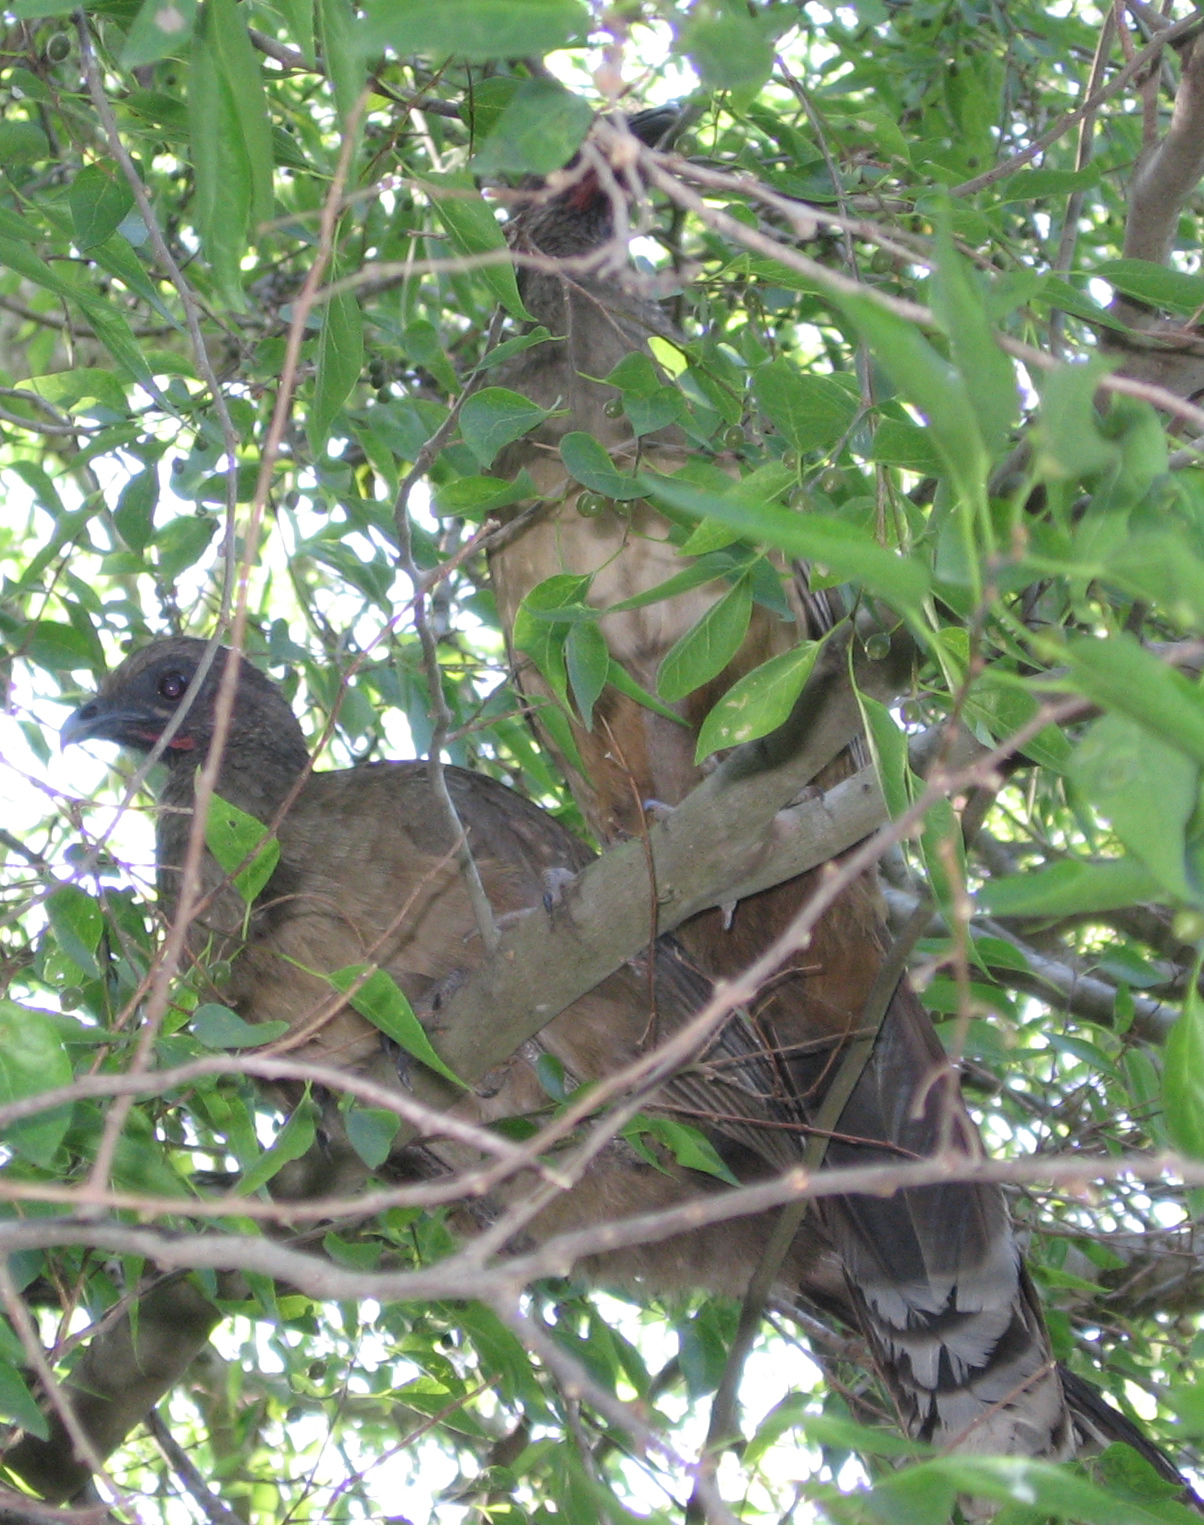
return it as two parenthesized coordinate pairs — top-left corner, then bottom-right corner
(393, 308), (508, 955)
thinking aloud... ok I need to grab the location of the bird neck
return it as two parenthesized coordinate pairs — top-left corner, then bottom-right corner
(155, 727), (309, 889)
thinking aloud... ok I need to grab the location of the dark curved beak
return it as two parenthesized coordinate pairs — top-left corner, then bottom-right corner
(60, 696), (150, 751)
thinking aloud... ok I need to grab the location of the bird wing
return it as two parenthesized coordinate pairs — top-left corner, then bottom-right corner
(195, 759), (822, 1292)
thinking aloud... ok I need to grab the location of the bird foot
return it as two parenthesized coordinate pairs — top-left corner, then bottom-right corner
(541, 866), (577, 914)
(642, 797), (675, 821)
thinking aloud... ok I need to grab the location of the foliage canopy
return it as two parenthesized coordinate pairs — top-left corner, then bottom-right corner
(1, 0), (1204, 1520)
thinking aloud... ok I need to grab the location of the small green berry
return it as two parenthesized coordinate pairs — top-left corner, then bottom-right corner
(864, 632), (891, 661)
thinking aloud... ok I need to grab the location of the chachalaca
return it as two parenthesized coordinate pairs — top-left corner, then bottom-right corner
(62, 640), (1197, 1498)
(62, 638), (834, 1283)
(488, 107), (1073, 1457)
(53, 634), (881, 1496)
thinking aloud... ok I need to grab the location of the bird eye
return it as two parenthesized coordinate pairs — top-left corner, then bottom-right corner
(158, 671), (187, 702)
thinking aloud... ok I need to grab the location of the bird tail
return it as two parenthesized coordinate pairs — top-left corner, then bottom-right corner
(809, 975), (1073, 1456)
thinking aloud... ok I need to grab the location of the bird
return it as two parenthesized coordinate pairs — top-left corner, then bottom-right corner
(61, 637), (830, 1280)
(485, 107), (1079, 1457)
(61, 640), (1198, 1500)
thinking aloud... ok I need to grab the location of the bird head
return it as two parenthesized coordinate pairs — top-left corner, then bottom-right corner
(512, 105), (684, 258)
(61, 637), (306, 778)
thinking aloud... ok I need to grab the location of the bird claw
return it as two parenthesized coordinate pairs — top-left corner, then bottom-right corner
(642, 798), (675, 821)
(541, 866), (576, 915)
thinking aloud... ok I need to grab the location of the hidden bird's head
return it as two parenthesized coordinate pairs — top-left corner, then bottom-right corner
(62, 637), (306, 778)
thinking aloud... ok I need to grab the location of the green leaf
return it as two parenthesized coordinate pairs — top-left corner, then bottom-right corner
(26, 621), (96, 672)
(565, 618), (610, 728)
(1105, 531), (1204, 633)
(192, 1004), (289, 1048)
(1095, 258), (1204, 316)
(204, 792), (281, 905)
(856, 690), (910, 819)
(1165, 976), (1204, 1160)
(460, 387), (550, 467)
(237, 1099), (318, 1194)
(90, 233), (179, 326)
(401, 318), (458, 392)
(800, 1411), (927, 1459)
(309, 288), (364, 453)
(917, 1453), (1203, 1524)
(317, 0), (363, 128)
(188, 0), (274, 306)
(513, 573), (593, 711)
(930, 214), (1017, 457)
(657, 576), (753, 702)
(0, 1359), (48, 1440)
(602, 349), (684, 436)
(433, 471), (537, 521)
(155, 515), (217, 580)
(68, 164), (135, 252)
(605, 352), (662, 395)
(1070, 713), (1202, 906)
(695, 641), (820, 761)
(0, 236), (149, 385)
(276, 0), (315, 63)
(604, 660), (686, 726)
(963, 672), (1071, 771)
(425, 171), (531, 320)
(122, 0), (198, 66)
(473, 78), (592, 176)
(752, 362), (858, 453)
(329, 967), (465, 1088)
(0, 1001), (73, 1167)
(207, 0), (273, 228)
(560, 431), (645, 501)
(869, 419), (943, 475)
(623, 1115), (739, 1185)
(638, 470), (929, 612)
(114, 467), (158, 553)
(344, 1105), (400, 1168)
(998, 165), (1102, 201)
(1062, 634), (1204, 767)
(603, 552), (749, 614)
(834, 289), (989, 510)
(46, 884), (103, 978)
(360, 0), (589, 61)
(22, 368), (127, 417)
(476, 325), (555, 370)
(188, 10), (249, 305)
(680, 0), (774, 93)
(1032, 358), (1121, 480)
(9, 0), (74, 16)
(0, 121), (49, 163)
(977, 857), (1166, 918)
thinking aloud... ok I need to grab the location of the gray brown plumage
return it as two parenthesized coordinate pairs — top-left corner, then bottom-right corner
(62, 639), (824, 1291)
(488, 108), (1074, 1457)
(63, 639), (1196, 1496)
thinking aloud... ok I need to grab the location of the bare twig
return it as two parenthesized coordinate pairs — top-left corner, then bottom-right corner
(392, 310), (508, 955)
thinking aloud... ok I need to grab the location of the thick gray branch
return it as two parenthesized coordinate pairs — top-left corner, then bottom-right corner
(880, 885), (1177, 1043)
(416, 633), (911, 1108)
(1126, 29), (1204, 264)
(4, 1276), (223, 1504)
